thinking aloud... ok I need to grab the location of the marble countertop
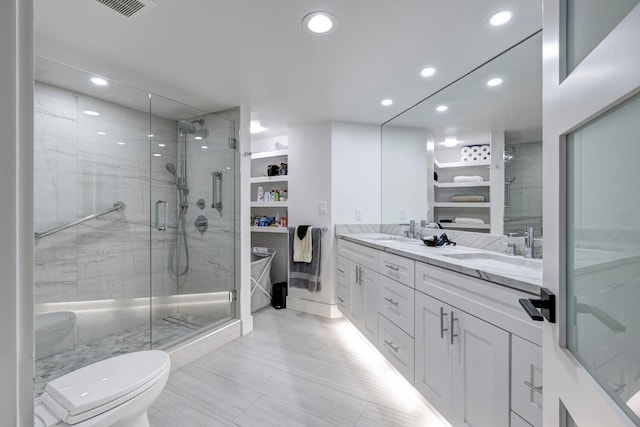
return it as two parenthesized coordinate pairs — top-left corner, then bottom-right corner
(337, 232), (543, 295)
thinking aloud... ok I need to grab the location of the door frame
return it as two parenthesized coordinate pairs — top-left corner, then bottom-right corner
(543, 1), (640, 425)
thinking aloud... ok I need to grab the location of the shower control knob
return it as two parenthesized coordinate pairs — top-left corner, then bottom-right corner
(196, 198), (206, 210)
(194, 215), (208, 233)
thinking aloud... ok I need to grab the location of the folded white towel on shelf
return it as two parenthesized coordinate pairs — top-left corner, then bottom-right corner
(451, 195), (485, 202)
(453, 175), (484, 183)
(454, 217), (485, 224)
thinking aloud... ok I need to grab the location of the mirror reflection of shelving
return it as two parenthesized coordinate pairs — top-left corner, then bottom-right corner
(250, 148), (289, 234)
(433, 144), (491, 232)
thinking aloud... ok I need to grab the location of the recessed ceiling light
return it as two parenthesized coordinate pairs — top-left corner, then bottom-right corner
(83, 110), (100, 116)
(250, 120), (266, 134)
(117, 141), (126, 145)
(487, 78), (503, 87)
(201, 145), (208, 149)
(302, 11), (337, 34)
(420, 67), (436, 77)
(490, 11), (512, 26)
(381, 99), (393, 106)
(148, 134), (154, 138)
(194, 136), (203, 140)
(436, 105), (448, 112)
(158, 143), (166, 147)
(97, 131), (106, 136)
(90, 77), (108, 86)
(153, 153), (162, 157)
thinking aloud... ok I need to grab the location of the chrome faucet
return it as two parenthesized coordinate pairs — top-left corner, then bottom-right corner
(409, 220), (416, 239)
(524, 227), (534, 258)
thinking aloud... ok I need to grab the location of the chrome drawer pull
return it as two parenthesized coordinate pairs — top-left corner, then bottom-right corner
(384, 297), (399, 306)
(337, 296), (344, 303)
(524, 381), (543, 394)
(385, 264), (400, 271)
(337, 268), (345, 273)
(384, 340), (400, 352)
(440, 306), (448, 339)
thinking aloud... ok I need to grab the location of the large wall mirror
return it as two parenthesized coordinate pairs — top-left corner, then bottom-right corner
(381, 31), (542, 239)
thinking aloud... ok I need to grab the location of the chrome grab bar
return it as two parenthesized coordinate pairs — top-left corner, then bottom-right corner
(155, 200), (168, 232)
(211, 171), (223, 211)
(34, 201), (126, 240)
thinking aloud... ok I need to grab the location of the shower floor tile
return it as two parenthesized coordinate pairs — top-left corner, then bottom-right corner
(34, 312), (217, 397)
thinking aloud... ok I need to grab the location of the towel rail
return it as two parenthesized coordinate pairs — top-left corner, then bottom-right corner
(34, 201), (126, 240)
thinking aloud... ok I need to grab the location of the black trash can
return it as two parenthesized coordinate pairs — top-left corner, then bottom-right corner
(271, 282), (287, 309)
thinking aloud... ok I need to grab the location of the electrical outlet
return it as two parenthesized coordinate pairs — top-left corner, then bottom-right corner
(399, 209), (406, 220)
(319, 201), (327, 215)
(618, 209), (632, 225)
(355, 208), (362, 220)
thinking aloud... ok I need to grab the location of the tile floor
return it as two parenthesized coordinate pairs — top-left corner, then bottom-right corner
(149, 308), (448, 427)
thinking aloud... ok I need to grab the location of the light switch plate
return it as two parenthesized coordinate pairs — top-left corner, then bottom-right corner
(399, 208), (406, 220)
(355, 208), (362, 220)
(319, 201), (327, 214)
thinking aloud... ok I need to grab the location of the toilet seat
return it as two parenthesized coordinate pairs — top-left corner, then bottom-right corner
(37, 350), (170, 426)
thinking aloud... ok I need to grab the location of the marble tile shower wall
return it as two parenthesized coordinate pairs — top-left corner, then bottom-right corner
(504, 141), (543, 237)
(175, 114), (236, 296)
(34, 82), (177, 308)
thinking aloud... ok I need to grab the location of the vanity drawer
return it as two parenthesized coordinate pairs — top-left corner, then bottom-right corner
(338, 239), (379, 271)
(378, 275), (414, 337)
(336, 256), (349, 315)
(378, 314), (414, 384)
(511, 335), (542, 427)
(378, 251), (415, 288)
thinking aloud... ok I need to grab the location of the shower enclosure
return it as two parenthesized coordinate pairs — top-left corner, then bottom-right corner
(33, 57), (238, 395)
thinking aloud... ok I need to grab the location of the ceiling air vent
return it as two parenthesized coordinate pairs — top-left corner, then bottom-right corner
(96, 0), (156, 18)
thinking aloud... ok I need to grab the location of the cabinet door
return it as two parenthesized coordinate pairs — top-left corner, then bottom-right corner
(361, 265), (378, 344)
(336, 256), (350, 316)
(349, 261), (364, 328)
(450, 310), (510, 427)
(414, 291), (452, 420)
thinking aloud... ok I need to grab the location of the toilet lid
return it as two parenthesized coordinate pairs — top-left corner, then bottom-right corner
(45, 350), (170, 420)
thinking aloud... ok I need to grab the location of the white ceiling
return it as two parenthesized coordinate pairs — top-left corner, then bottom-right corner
(34, 0), (542, 137)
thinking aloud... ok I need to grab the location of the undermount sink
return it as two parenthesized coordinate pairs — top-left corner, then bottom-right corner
(365, 235), (411, 243)
(444, 252), (542, 270)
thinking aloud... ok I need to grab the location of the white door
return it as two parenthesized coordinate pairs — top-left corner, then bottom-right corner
(543, 1), (640, 425)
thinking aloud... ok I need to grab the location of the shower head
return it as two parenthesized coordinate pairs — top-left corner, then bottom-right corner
(191, 119), (209, 140)
(178, 120), (196, 135)
(165, 163), (177, 177)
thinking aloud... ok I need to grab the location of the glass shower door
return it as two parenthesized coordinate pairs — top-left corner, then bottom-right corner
(149, 96), (236, 349)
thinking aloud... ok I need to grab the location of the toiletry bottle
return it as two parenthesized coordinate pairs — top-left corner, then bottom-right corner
(257, 186), (264, 202)
(275, 189), (280, 202)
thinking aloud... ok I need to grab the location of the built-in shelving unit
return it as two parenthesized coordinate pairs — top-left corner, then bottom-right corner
(250, 148), (289, 231)
(432, 148), (492, 233)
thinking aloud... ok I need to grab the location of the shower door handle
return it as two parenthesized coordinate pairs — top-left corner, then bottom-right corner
(211, 171), (223, 211)
(155, 200), (168, 232)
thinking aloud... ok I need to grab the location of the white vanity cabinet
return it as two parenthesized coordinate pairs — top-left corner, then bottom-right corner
(337, 240), (379, 344)
(337, 237), (543, 427)
(415, 291), (510, 427)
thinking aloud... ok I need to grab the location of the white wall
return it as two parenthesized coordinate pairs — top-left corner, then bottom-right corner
(0, 1), (34, 425)
(381, 126), (428, 223)
(331, 122), (381, 224)
(287, 122), (336, 316)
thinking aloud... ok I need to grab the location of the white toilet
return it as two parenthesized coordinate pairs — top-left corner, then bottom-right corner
(35, 350), (171, 427)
